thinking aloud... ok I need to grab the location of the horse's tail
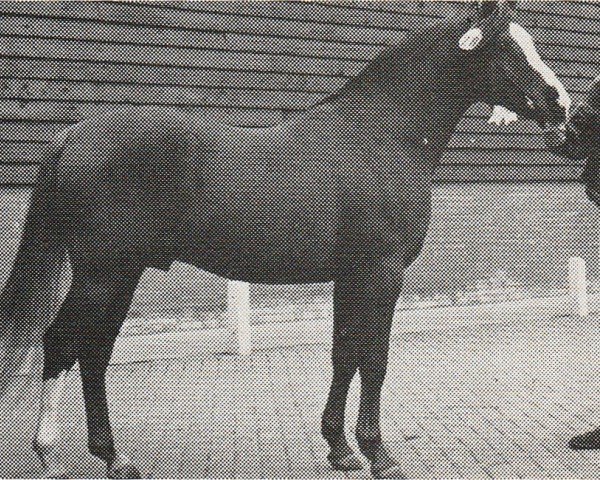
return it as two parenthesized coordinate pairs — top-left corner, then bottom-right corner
(0, 140), (69, 397)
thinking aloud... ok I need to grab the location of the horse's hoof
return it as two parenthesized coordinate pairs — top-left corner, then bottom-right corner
(569, 428), (600, 450)
(327, 452), (363, 471)
(371, 463), (406, 479)
(108, 464), (142, 479)
(370, 448), (405, 479)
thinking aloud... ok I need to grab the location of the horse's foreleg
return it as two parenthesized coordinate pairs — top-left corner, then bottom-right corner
(75, 267), (143, 479)
(356, 305), (399, 479)
(340, 259), (404, 478)
(322, 280), (363, 471)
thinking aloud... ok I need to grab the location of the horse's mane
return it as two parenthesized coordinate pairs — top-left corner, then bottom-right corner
(312, 14), (460, 109)
(228, 10), (464, 128)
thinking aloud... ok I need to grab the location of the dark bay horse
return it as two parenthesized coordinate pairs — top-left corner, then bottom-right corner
(0, 2), (570, 478)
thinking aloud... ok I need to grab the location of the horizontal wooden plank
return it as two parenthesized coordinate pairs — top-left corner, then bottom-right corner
(0, 36), (365, 78)
(0, 164), (39, 185)
(0, 143), (47, 163)
(456, 117), (542, 135)
(526, 25), (600, 53)
(546, 60), (600, 82)
(447, 133), (545, 151)
(0, 122), (70, 143)
(521, 6), (600, 33)
(322, 0), (581, 21)
(537, 43), (600, 68)
(519, 1), (600, 22)
(441, 150), (582, 166)
(435, 164), (581, 182)
(2, 57), (347, 94)
(0, 78), (325, 110)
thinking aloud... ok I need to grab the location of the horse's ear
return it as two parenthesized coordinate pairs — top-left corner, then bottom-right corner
(459, 0), (517, 51)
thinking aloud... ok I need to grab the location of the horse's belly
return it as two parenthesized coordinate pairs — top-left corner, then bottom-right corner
(187, 217), (336, 283)
(184, 161), (337, 284)
(190, 239), (335, 284)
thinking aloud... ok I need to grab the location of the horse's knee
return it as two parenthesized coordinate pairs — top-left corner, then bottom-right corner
(359, 360), (387, 384)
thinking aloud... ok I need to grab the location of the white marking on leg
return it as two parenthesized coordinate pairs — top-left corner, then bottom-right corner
(509, 22), (571, 112)
(34, 370), (69, 478)
(108, 453), (134, 477)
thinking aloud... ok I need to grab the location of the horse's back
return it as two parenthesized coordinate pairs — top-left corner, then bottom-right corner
(46, 106), (340, 276)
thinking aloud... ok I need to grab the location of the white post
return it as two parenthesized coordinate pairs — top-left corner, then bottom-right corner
(568, 257), (588, 317)
(227, 280), (251, 355)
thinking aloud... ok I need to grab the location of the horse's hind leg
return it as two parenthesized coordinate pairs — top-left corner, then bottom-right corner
(34, 262), (143, 478)
(75, 264), (144, 479)
(33, 283), (82, 477)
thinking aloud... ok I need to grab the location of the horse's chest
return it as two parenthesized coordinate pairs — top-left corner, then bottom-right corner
(338, 168), (433, 257)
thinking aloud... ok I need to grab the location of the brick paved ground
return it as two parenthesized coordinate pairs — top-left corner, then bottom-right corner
(3, 315), (600, 478)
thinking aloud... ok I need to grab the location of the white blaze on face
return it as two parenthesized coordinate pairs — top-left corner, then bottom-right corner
(508, 22), (571, 112)
(488, 105), (518, 126)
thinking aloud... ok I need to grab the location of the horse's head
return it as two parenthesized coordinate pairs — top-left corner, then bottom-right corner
(457, 0), (570, 142)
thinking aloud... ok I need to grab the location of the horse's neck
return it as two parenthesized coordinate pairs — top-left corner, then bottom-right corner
(325, 20), (474, 166)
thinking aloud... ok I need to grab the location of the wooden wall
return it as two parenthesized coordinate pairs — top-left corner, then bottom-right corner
(1, 1), (599, 184)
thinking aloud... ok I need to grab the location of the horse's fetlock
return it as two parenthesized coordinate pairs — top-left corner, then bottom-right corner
(32, 437), (57, 455)
(321, 410), (345, 439)
(88, 440), (116, 463)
